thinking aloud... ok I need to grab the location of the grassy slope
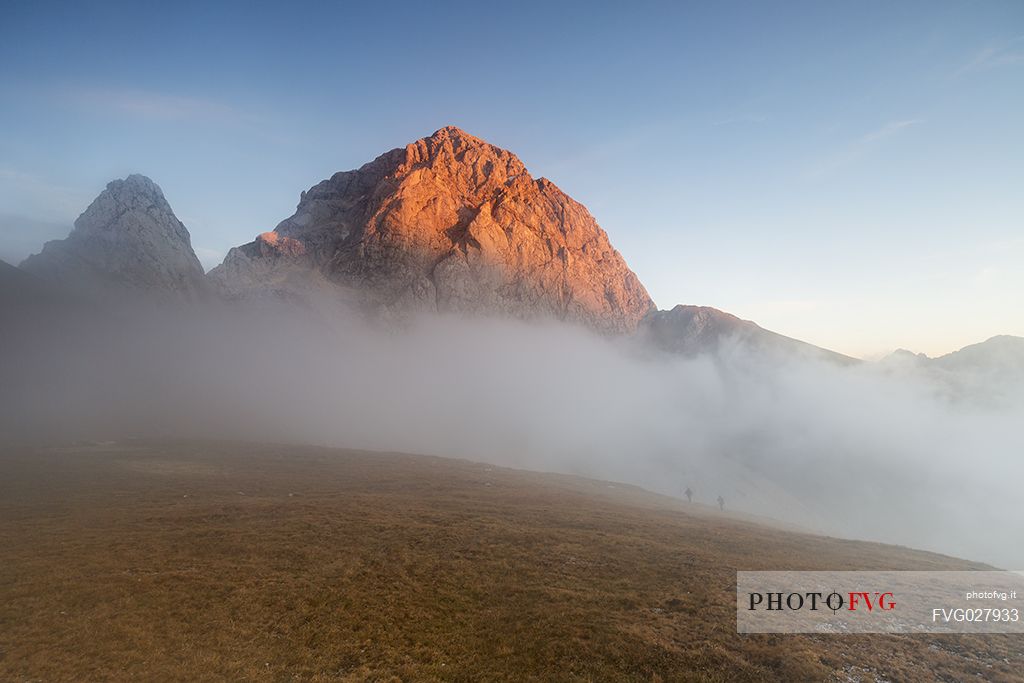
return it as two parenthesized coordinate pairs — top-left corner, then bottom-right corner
(0, 441), (1020, 682)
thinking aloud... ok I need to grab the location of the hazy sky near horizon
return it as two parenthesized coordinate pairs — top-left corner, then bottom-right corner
(0, 0), (1021, 357)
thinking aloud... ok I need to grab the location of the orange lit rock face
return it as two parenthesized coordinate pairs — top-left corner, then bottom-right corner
(255, 232), (305, 258)
(212, 127), (653, 333)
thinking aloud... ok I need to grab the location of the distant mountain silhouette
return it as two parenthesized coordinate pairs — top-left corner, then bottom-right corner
(639, 304), (859, 363)
(933, 335), (1024, 373)
(883, 335), (1024, 375)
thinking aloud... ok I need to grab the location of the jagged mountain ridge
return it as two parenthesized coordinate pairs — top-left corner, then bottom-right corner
(209, 126), (654, 333)
(24, 127), (999, 364)
(20, 175), (207, 300)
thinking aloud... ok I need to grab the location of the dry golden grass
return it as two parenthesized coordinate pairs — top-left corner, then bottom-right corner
(0, 440), (1020, 682)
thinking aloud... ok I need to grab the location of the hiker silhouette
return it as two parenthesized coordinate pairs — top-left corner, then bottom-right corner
(717, 495), (724, 511)
(684, 487), (693, 503)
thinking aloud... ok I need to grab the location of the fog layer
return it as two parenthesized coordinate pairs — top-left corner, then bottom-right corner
(3, 304), (1021, 568)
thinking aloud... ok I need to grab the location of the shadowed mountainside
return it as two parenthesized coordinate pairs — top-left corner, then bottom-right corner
(640, 304), (859, 364)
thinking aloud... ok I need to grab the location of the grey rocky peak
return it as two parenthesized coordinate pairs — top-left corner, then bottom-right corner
(20, 174), (207, 300)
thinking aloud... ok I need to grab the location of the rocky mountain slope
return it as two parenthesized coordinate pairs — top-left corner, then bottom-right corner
(209, 127), (653, 333)
(20, 175), (207, 301)
(640, 304), (859, 364)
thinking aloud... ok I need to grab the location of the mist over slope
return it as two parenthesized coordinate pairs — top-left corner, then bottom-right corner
(880, 336), (1024, 409)
(2, 302), (1021, 568)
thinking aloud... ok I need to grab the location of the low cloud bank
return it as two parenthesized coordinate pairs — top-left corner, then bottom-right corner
(3, 304), (1022, 567)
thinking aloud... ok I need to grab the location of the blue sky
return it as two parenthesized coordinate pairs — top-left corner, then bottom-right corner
(1, 0), (1021, 357)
